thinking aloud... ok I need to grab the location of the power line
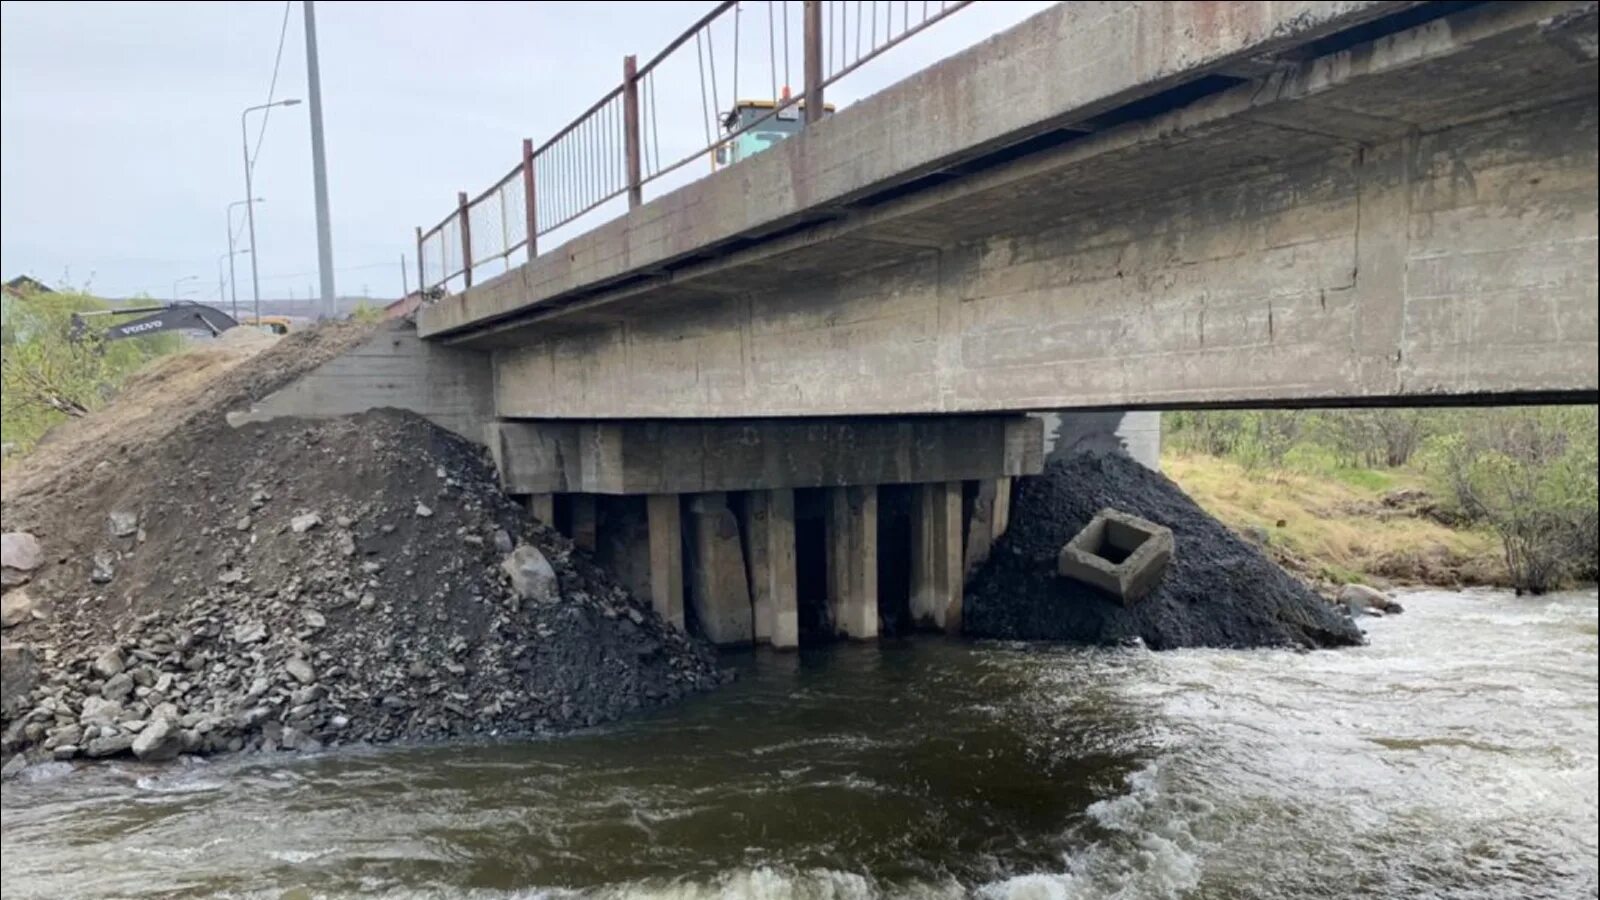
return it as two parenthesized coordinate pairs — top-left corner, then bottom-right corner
(250, 1), (295, 173)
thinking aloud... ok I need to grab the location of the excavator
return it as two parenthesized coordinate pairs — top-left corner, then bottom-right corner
(68, 302), (241, 344)
(712, 95), (833, 170)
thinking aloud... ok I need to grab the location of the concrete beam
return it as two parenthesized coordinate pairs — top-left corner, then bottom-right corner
(474, 4), (1596, 415)
(646, 494), (685, 630)
(486, 416), (1042, 495)
(420, 1), (1411, 341)
(747, 489), (799, 649)
(826, 485), (879, 641)
(687, 493), (753, 646)
(911, 481), (963, 634)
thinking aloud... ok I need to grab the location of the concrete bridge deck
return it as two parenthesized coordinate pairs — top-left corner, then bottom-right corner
(419, 0), (1599, 418)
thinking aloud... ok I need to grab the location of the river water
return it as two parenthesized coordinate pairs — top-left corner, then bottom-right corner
(2, 588), (1595, 899)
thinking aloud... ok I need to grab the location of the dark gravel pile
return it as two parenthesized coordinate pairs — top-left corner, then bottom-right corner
(964, 452), (1363, 650)
(1, 408), (722, 771)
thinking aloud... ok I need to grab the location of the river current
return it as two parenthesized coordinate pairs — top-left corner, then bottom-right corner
(2, 588), (1595, 899)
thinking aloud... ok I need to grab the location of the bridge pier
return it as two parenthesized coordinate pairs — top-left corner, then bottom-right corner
(911, 481), (963, 633)
(646, 494), (685, 630)
(827, 485), (879, 641)
(747, 489), (799, 649)
(687, 493), (755, 646)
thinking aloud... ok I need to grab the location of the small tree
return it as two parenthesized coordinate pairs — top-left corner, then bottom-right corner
(1437, 407), (1599, 594)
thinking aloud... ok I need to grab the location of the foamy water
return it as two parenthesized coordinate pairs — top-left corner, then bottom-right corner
(2, 589), (1595, 899)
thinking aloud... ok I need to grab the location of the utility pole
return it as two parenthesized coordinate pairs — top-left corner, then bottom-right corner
(304, 0), (337, 319)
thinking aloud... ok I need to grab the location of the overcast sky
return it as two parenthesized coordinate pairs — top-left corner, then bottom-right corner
(1, 0), (1051, 302)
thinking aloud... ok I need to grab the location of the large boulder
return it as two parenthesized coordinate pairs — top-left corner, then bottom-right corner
(501, 545), (559, 605)
(2, 532), (44, 588)
(1, 590), (35, 629)
(131, 718), (183, 761)
(1338, 583), (1403, 616)
(1, 643), (39, 719)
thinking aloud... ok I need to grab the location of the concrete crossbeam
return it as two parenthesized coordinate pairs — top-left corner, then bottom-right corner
(827, 485), (879, 641)
(485, 416), (1042, 496)
(910, 481), (963, 634)
(687, 493), (754, 646)
(747, 489), (799, 649)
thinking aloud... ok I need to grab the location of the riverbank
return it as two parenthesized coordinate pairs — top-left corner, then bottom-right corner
(1162, 452), (1507, 592)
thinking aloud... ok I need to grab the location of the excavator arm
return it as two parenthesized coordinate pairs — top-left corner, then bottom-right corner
(69, 303), (240, 343)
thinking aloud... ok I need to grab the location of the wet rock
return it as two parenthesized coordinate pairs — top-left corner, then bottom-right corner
(290, 512), (323, 534)
(501, 545), (559, 605)
(52, 744), (80, 761)
(414, 503), (434, 519)
(92, 647), (125, 678)
(1, 753), (27, 780)
(1338, 583), (1402, 616)
(1, 589), (36, 628)
(1, 532), (44, 572)
(85, 731), (134, 758)
(131, 718), (183, 761)
(108, 510), (139, 538)
(1, 644), (40, 719)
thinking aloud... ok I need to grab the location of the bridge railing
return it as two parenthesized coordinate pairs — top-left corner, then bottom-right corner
(416, 0), (972, 294)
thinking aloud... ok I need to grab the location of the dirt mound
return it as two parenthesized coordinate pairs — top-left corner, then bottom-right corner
(1, 347), (722, 767)
(2, 323), (373, 511)
(964, 452), (1363, 650)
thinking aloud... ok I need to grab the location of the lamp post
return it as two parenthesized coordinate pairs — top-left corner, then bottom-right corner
(241, 98), (302, 326)
(226, 197), (264, 321)
(217, 249), (250, 318)
(172, 274), (198, 302)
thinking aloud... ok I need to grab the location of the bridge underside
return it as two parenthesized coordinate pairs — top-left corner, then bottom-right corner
(436, 2), (1597, 417)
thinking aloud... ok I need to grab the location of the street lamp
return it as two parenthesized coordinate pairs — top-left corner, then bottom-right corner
(172, 274), (198, 301)
(217, 248), (250, 319)
(226, 197), (264, 321)
(240, 98), (302, 325)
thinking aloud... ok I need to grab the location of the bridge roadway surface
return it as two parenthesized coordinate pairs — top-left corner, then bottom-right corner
(240, 0), (1598, 648)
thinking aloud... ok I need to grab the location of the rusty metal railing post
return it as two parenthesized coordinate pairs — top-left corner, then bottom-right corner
(522, 138), (538, 260)
(457, 190), (473, 289)
(622, 54), (643, 208)
(803, 1), (824, 125)
(414, 226), (424, 293)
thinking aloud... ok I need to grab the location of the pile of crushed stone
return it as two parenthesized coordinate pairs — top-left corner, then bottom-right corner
(2, 372), (720, 771)
(963, 452), (1363, 650)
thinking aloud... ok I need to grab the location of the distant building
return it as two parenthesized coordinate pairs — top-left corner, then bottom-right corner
(2, 275), (54, 298)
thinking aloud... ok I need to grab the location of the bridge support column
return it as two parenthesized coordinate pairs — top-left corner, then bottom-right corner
(911, 481), (963, 633)
(646, 494), (684, 630)
(964, 478), (1011, 578)
(827, 485), (879, 640)
(748, 488), (799, 649)
(571, 494), (598, 552)
(688, 493), (754, 646)
(527, 493), (555, 526)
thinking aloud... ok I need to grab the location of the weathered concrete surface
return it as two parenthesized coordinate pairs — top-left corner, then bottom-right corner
(746, 489), (799, 649)
(910, 481), (963, 633)
(437, 1), (1595, 417)
(687, 493), (754, 645)
(486, 416), (1041, 495)
(646, 494), (685, 629)
(228, 320), (493, 440)
(421, 0), (1412, 341)
(827, 486), (879, 641)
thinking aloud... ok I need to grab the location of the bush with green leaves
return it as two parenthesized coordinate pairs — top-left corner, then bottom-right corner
(1, 287), (183, 455)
